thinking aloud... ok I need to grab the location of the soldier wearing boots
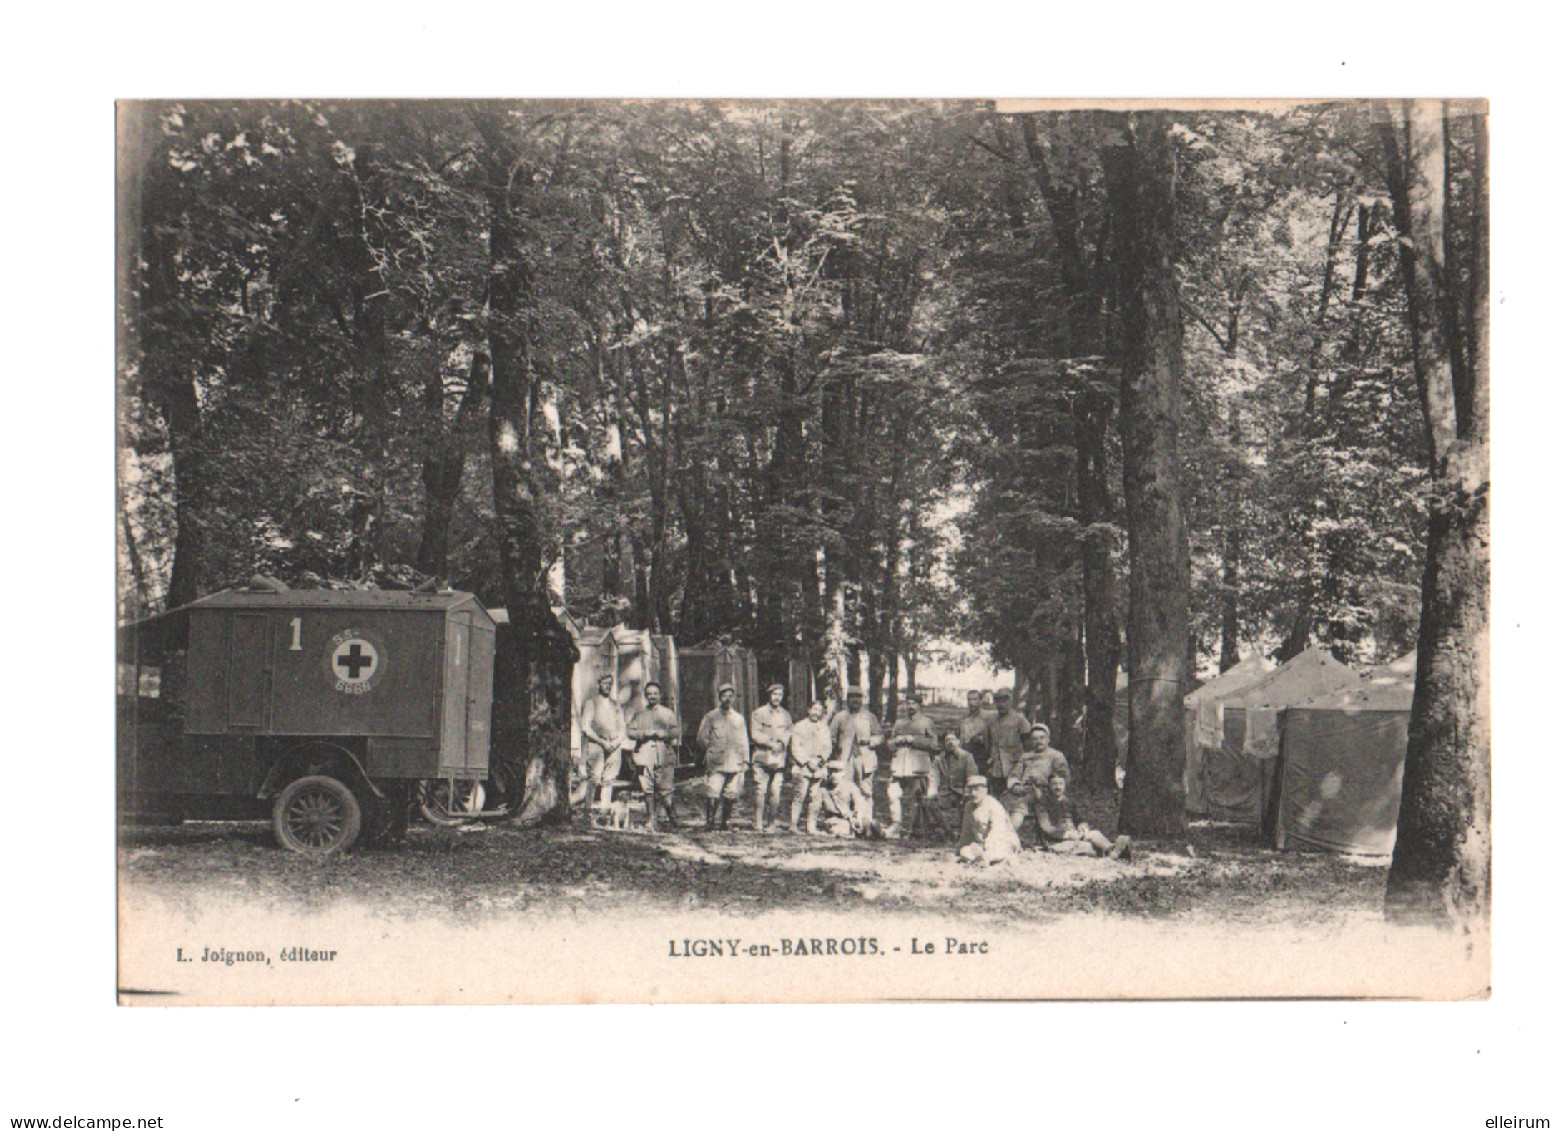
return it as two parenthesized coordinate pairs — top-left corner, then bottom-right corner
(627, 681), (682, 833)
(885, 693), (938, 837)
(749, 682), (793, 834)
(787, 700), (832, 833)
(696, 682), (749, 830)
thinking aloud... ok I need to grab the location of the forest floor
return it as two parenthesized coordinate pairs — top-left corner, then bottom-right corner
(118, 780), (1388, 934)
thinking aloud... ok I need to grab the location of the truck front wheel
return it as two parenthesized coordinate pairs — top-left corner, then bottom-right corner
(273, 775), (363, 856)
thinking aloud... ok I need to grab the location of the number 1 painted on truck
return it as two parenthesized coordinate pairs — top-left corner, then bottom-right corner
(289, 616), (303, 651)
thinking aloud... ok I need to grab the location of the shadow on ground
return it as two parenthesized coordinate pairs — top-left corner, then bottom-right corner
(118, 788), (1388, 931)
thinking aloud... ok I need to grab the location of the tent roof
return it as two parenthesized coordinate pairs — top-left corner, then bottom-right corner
(1362, 651), (1417, 691)
(1227, 645), (1366, 710)
(1184, 652), (1276, 707)
(1290, 681), (1415, 713)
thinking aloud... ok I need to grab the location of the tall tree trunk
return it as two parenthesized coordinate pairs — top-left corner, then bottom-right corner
(473, 113), (572, 827)
(416, 352), (488, 577)
(1102, 112), (1191, 837)
(159, 375), (208, 611)
(1219, 526), (1241, 672)
(127, 101), (207, 611)
(1020, 111), (1122, 787)
(1380, 101), (1490, 930)
(1075, 386), (1122, 788)
(1057, 621), (1086, 759)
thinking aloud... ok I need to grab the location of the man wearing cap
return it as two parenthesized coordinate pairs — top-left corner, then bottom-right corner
(580, 672), (630, 800)
(956, 775), (1023, 866)
(956, 689), (990, 773)
(808, 759), (880, 839)
(749, 682), (794, 834)
(1001, 723), (1070, 837)
(696, 683), (750, 831)
(1036, 774), (1132, 859)
(627, 680), (682, 832)
(927, 732), (980, 840)
(982, 689), (1031, 799)
(885, 692), (939, 837)
(787, 700), (832, 834)
(829, 688), (884, 817)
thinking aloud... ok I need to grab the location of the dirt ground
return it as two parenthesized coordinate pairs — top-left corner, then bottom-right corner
(118, 779), (1390, 933)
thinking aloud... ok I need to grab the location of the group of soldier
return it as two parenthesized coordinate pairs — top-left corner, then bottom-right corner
(578, 677), (1131, 866)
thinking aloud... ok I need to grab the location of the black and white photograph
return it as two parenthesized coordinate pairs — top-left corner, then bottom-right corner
(4, 3), (1552, 1124)
(112, 96), (1491, 1005)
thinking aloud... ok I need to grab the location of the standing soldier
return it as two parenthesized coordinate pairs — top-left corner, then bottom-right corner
(627, 681), (682, 833)
(982, 688), (1031, 799)
(885, 692), (939, 838)
(696, 682), (750, 831)
(829, 687), (884, 820)
(787, 700), (832, 833)
(580, 672), (629, 802)
(957, 689), (990, 773)
(749, 682), (793, 834)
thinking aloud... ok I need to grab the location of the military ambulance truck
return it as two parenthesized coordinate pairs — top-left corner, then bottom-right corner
(117, 584), (496, 855)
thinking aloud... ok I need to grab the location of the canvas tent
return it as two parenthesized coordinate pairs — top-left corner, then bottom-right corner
(1362, 650), (1417, 691)
(1197, 646), (1367, 822)
(1275, 679), (1412, 856)
(1182, 653), (1275, 814)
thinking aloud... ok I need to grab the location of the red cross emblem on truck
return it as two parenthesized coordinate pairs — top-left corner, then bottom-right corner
(335, 642), (375, 679)
(326, 630), (385, 693)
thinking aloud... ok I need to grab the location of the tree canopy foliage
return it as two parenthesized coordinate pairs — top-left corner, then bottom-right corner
(118, 99), (1481, 849)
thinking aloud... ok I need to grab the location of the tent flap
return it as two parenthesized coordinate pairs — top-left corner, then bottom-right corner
(1278, 708), (1408, 856)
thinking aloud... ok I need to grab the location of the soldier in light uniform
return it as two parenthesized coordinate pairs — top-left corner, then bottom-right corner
(749, 682), (793, 834)
(627, 680), (682, 833)
(927, 732), (980, 840)
(956, 689), (990, 773)
(696, 682), (750, 831)
(885, 693), (939, 838)
(580, 672), (629, 799)
(808, 759), (880, 839)
(787, 700), (832, 834)
(956, 775), (1023, 866)
(982, 688), (1031, 798)
(829, 688), (884, 819)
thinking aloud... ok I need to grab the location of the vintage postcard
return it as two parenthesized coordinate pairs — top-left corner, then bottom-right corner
(115, 96), (1491, 1005)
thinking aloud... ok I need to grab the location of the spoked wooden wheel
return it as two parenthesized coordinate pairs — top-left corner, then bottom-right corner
(273, 775), (363, 856)
(418, 778), (486, 826)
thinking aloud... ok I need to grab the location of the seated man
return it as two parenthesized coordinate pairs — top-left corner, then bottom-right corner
(808, 760), (882, 839)
(927, 732), (979, 841)
(956, 776), (1023, 866)
(1035, 774), (1132, 860)
(1001, 723), (1070, 837)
